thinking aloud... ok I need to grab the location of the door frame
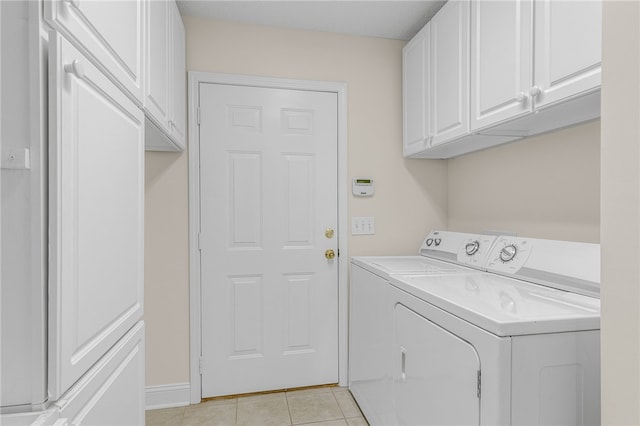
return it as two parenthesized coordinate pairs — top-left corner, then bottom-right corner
(187, 72), (349, 404)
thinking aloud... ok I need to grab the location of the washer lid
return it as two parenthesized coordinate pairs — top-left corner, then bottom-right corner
(351, 256), (473, 279)
(389, 273), (600, 336)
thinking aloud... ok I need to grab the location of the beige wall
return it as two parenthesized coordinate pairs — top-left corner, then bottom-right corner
(448, 120), (601, 243)
(145, 151), (190, 386)
(144, 18), (448, 386)
(145, 15), (614, 404)
(601, 1), (640, 424)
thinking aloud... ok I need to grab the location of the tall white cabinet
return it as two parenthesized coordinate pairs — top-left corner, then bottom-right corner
(48, 33), (145, 402)
(1, 0), (186, 424)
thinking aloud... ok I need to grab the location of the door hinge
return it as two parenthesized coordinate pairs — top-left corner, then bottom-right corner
(199, 357), (204, 374)
(197, 107), (201, 126)
(477, 370), (481, 399)
(197, 232), (202, 251)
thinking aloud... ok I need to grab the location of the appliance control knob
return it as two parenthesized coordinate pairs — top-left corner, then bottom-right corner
(465, 240), (480, 256)
(500, 245), (517, 262)
(426, 238), (433, 246)
(434, 238), (442, 246)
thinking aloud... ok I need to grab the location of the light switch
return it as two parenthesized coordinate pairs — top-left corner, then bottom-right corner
(352, 216), (375, 235)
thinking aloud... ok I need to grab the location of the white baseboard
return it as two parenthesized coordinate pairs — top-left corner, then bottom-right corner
(145, 383), (191, 410)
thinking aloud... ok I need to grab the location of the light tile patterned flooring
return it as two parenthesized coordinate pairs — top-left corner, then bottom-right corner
(146, 387), (369, 426)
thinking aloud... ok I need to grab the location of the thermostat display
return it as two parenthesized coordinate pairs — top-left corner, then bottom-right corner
(352, 177), (374, 197)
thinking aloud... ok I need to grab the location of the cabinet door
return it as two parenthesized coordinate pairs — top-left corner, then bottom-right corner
(402, 24), (430, 157)
(145, 0), (171, 130)
(470, 0), (533, 131)
(44, 0), (144, 104)
(430, 0), (470, 146)
(392, 304), (480, 425)
(533, 0), (602, 109)
(56, 322), (145, 426)
(170, 1), (186, 149)
(48, 33), (144, 400)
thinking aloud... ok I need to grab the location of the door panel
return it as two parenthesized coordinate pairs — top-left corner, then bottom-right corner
(393, 303), (480, 426)
(144, 0), (170, 127)
(470, 0), (532, 130)
(44, 0), (144, 103)
(430, 0), (470, 146)
(199, 83), (338, 397)
(402, 24), (430, 156)
(48, 34), (144, 400)
(533, 0), (602, 108)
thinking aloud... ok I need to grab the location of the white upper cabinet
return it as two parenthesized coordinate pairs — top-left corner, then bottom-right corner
(48, 33), (144, 400)
(402, 24), (430, 157)
(145, 0), (186, 151)
(145, 0), (171, 131)
(430, 0), (470, 147)
(533, 0), (602, 109)
(403, 0), (602, 158)
(170, 1), (187, 149)
(470, 0), (533, 131)
(44, 0), (145, 104)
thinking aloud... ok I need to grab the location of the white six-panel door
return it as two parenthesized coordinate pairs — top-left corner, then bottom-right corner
(198, 83), (339, 397)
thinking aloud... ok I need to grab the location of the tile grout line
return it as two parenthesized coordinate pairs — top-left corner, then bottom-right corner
(330, 389), (348, 421)
(285, 391), (294, 426)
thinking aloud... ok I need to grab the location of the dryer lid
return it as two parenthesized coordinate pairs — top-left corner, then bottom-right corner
(389, 272), (600, 337)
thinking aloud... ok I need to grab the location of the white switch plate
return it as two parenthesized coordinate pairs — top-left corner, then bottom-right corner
(1, 148), (30, 170)
(352, 216), (375, 235)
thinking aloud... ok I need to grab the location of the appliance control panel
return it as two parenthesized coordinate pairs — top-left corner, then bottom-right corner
(419, 230), (498, 269)
(486, 237), (533, 274)
(455, 235), (499, 268)
(485, 235), (601, 297)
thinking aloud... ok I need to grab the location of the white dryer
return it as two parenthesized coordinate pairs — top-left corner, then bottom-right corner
(388, 236), (600, 426)
(349, 231), (498, 425)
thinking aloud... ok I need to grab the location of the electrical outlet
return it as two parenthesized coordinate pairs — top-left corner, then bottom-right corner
(352, 216), (375, 235)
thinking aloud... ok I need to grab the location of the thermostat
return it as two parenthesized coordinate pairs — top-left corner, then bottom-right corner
(352, 177), (374, 197)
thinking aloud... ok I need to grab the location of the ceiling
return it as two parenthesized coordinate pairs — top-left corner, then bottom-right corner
(176, 1), (447, 41)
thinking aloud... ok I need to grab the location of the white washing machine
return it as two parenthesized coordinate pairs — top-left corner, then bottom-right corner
(349, 231), (498, 425)
(388, 236), (600, 426)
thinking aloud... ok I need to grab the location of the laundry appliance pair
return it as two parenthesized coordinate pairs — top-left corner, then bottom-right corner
(349, 230), (600, 425)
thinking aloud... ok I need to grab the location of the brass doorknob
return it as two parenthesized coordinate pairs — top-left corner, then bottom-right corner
(325, 249), (336, 260)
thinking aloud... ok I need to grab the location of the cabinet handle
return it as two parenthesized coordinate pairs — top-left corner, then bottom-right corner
(515, 92), (528, 103)
(64, 60), (85, 79)
(400, 346), (407, 382)
(529, 86), (542, 97)
(63, 0), (79, 8)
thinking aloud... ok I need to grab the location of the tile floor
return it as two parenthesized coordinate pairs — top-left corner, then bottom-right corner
(146, 387), (369, 426)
